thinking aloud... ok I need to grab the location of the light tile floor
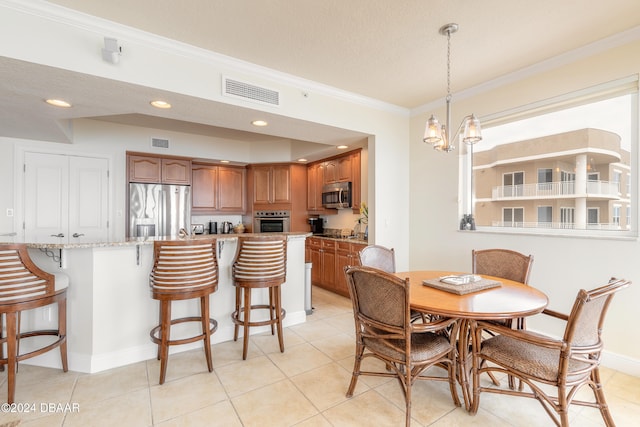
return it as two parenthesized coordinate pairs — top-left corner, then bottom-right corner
(1, 286), (639, 426)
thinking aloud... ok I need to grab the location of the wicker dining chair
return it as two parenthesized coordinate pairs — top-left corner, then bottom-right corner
(471, 278), (630, 426)
(359, 244), (427, 324)
(358, 244), (396, 274)
(472, 248), (534, 388)
(344, 265), (460, 427)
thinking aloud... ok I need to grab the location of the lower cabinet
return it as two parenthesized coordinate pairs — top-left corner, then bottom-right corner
(307, 237), (366, 298)
(335, 241), (366, 296)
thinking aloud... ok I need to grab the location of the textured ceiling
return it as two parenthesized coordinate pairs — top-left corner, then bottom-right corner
(45, 0), (640, 107)
(2, 0), (640, 158)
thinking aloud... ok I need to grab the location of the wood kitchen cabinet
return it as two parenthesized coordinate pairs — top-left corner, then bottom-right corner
(307, 162), (326, 212)
(335, 241), (365, 296)
(323, 155), (353, 185)
(308, 149), (362, 214)
(307, 237), (365, 297)
(128, 154), (191, 185)
(192, 163), (246, 214)
(307, 237), (337, 292)
(246, 163), (308, 231)
(252, 164), (292, 205)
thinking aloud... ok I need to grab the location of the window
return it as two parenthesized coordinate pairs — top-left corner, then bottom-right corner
(503, 207), (524, 227)
(470, 76), (637, 237)
(560, 207), (575, 228)
(588, 208), (599, 225)
(613, 170), (622, 194)
(561, 171), (576, 194)
(537, 206), (552, 226)
(613, 205), (621, 226)
(537, 168), (553, 192)
(502, 172), (524, 197)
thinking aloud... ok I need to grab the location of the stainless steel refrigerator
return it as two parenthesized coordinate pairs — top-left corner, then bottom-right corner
(128, 183), (191, 238)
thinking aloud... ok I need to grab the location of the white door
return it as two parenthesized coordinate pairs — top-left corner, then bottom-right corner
(24, 152), (69, 243)
(24, 152), (109, 243)
(68, 156), (109, 243)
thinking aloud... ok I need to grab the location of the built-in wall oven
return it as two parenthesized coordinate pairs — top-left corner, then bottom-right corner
(254, 210), (291, 233)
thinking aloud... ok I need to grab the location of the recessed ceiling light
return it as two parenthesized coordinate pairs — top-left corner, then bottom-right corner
(150, 100), (171, 109)
(297, 158), (308, 162)
(220, 160), (230, 163)
(45, 99), (72, 108)
(251, 120), (268, 127)
(337, 145), (349, 149)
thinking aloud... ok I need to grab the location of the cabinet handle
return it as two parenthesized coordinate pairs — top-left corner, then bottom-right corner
(72, 233), (85, 238)
(50, 233), (65, 238)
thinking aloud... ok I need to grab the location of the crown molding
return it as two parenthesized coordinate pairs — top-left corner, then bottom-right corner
(411, 25), (640, 118)
(2, 0), (409, 117)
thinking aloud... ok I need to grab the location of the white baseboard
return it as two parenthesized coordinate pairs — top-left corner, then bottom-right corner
(601, 350), (640, 377)
(22, 310), (308, 374)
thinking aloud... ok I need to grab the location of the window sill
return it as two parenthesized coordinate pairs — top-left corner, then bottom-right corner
(460, 226), (638, 241)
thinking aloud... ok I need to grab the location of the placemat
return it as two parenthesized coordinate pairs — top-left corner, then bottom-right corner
(422, 277), (502, 295)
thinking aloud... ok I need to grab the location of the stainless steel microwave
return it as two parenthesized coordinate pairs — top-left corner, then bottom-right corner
(322, 181), (352, 209)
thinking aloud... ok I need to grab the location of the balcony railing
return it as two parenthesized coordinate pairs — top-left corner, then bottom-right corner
(492, 180), (619, 199)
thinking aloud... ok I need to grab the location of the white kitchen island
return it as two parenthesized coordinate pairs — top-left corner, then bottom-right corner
(20, 233), (310, 373)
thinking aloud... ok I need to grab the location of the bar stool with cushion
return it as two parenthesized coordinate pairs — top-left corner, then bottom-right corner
(149, 239), (219, 384)
(0, 244), (68, 404)
(231, 236), (287, 360)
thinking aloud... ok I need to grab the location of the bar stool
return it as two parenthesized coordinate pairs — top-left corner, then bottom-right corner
(231, 236), (287, 360)
(149, 239), (218, 384)
(0, 244), (68, 404)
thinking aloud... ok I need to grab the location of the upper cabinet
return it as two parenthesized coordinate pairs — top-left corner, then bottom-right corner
(307, 163), (324, 211)
(308, 149), (361, 214)
(128, 154), (191, 185)
(192, 163), (246, 214)
(246, 163), (308, 231)
(323, 155), (353, 184)
(251, 164), (292, 205)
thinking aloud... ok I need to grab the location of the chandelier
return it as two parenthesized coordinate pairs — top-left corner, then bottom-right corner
(423, 23), (482, 152)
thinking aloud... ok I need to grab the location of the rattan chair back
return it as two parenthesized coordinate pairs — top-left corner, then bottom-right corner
(472, 248), (533, 284)
(358, 244), (395, 273)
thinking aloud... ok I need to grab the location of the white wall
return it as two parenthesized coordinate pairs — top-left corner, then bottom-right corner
(0, 3), (411, 261)
(410, 39), (640, 374)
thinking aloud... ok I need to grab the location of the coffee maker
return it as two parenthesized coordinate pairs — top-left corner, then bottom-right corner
(308, 217), (324, 235)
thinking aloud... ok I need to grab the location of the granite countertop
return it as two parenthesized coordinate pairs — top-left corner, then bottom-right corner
(17, 232), (312, 250)
(308, 234), (369, 245)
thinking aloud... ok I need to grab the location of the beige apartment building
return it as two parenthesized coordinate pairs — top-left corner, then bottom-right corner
(473, 128), (631, 230)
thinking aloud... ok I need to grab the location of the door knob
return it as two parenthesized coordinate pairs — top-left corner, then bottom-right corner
(72, 233), (85, 238)
(50, 233), (65, 238)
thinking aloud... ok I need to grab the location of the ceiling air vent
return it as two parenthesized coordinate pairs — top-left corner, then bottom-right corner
(151, 138), (169, 149)
(223, 76), (280, 106)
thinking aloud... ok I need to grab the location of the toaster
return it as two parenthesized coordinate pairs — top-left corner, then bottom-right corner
(191, 224), (205, 234)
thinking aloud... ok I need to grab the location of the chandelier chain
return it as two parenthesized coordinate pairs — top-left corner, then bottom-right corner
(446, 29), (451, 102)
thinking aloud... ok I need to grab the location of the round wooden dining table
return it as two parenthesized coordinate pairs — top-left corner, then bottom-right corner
(394, 270), (549, 410)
